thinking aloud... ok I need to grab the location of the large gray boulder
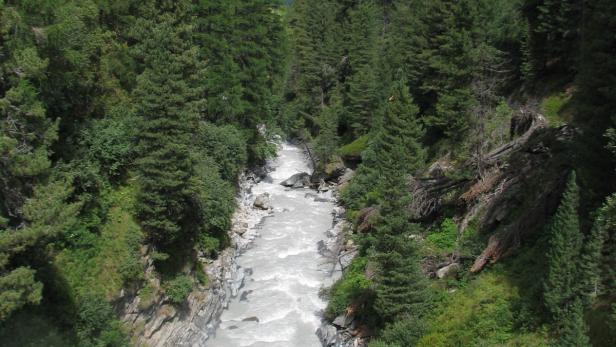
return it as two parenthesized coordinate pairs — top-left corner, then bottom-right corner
(280, 172), (311, 188)
(253, 193), (271, 210)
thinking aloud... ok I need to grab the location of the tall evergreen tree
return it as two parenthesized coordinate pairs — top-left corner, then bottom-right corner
(543, 172), (583, 320)
(557, 298), (591, 347)
(133, 3), (205, 247)
(343, 77), (425, 208)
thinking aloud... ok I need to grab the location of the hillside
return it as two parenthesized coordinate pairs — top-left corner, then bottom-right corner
(1, 1), (616, 347)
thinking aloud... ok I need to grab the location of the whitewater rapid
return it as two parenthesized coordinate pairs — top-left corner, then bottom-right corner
(208, 143), (337, 347)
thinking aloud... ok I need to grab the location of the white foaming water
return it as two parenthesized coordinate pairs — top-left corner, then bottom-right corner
(208, 143), (336, 347)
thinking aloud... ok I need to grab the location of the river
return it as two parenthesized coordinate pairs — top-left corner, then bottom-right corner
(208, 143), (337, 347)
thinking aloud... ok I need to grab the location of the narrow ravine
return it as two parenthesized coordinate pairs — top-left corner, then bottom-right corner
(208, 143), (338, 347)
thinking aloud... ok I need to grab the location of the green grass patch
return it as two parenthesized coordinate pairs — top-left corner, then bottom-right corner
(338, 135), (370, 157)
(541, 92), (571, 127)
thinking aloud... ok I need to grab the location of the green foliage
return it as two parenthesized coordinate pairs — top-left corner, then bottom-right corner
(426, 218), (458, 254)
(54, 186), (144, 300)
(197, 122), (247, 180)
(325, 257), (371, 320)
(164, 275), (193, 305)
(417, 271), (551, 347)
(198, 234), (221, 259)
(0, 267), (42, 321)
(557, 298), (591, 347)
(543, 172), (583, 320)
(76, 294), (130, 347)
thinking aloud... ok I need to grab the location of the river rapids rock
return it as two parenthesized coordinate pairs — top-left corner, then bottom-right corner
(253, 193), (272, 210)
(280, 172), (311, 188)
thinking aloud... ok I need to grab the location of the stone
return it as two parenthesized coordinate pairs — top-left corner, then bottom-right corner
(281, 172), (311, 188)
(316, 324), (339, 347)
(324, 156), (346, 180)
(253, 193), (271, 210)
(436, 263), (461, 279)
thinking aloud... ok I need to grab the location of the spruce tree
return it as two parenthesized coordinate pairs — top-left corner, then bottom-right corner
(557, 298), (591, 347)
(543, 172), (583, 320)
(343, 76), (425, 207)
(133, 5), (205, 247)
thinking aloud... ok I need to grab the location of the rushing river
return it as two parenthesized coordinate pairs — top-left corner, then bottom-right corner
(208, 143), (337, 347)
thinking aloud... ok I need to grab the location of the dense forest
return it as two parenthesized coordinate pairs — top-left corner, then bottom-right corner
(0, 0), (615, 346)
(0, 1), (285, 345)
(285, 0), (616, 346)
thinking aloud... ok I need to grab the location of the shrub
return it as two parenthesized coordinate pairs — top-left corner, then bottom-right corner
(164, 275), (193, 305)
(198, 234), (220, 258)
(325, 257), (371, 319)
(426, 218), (458, 253)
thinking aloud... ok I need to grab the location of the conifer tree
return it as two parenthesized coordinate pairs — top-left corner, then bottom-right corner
(133, 4), (205, 247)
(543, 172), (583, 320)
(343, 77), (425, 207)
(342, 0), (381, 136)
(578, 213), (606, 305)
(557, 298), (591, 347)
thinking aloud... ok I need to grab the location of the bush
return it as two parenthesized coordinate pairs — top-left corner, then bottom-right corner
(197, 122), (247, 180)
(325, 257), (372, 320)
(197, 234), (220, 258)
(76, 294), (130, 347)
(164, 275), (193, 305)
(426, 218), (458, 253)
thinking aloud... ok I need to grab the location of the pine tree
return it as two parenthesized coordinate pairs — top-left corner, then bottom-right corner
(578, 212), (606, 305)
(342, 77), (425, 208)
(543, 171), (583, 320)
(374, 230), (431, 322)
(557, 298), (591, 347)
(342, 0), (381, 136)
(194, 0), (246, 124)
(314, 101), (341, 167)
(133, 4), (205, 247)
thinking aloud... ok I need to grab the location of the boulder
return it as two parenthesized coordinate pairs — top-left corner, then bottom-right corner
(253, 193), (271, 210)
(281, 172), (311, 188)
(324, 156), (346, 180)
(436, 263), (461, 279)
(316, 324), (339, 347)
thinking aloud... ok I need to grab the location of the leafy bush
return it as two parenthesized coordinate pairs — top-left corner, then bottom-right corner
(198, 233), (220, 258)
(198, 122), (247, 180)
(325, 257), (372, 320)
(426, 218), (458, 253)
(370, 318), (427, 347)
(76, 294), (130, 347)
(164, 275), (193, 305)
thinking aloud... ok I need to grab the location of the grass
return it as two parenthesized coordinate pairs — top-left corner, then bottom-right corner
(541, 92), (571, 127)
(338, 135), (370, 158)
